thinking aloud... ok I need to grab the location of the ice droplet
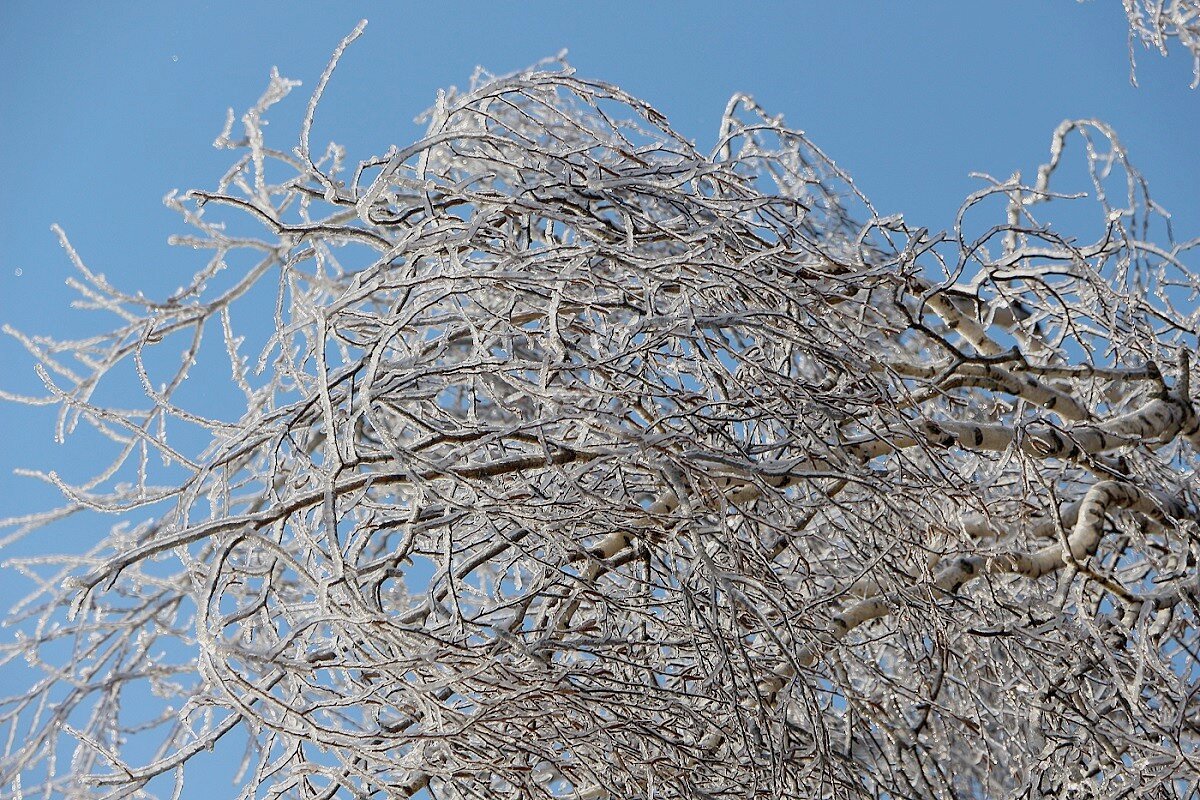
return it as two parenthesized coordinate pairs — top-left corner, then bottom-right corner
(172, 55), (179, 63)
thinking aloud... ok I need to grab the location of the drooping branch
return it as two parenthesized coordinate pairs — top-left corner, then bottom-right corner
(1121, 0), (1200, 86)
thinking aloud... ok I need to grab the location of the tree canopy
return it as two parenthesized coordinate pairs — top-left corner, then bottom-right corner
(3, 11), (1200, 800)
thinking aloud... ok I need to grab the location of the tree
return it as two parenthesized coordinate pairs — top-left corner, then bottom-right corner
(3, 15), (1200, 800)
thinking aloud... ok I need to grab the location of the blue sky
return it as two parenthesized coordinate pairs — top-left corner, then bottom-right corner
(0, 2), (1197, 796)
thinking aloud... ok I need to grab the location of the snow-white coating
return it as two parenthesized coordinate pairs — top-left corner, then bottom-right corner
(3, 15), (1200, 800)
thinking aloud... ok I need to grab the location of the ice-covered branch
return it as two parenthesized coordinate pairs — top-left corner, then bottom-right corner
(3, 35), (1200, 800)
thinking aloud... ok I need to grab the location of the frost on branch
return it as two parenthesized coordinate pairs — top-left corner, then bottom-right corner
(3, 46), (1200, 800)
(1121, 0), (1200, 85)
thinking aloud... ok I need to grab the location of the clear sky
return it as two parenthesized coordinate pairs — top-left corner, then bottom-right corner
(0, 2), (1197, 796)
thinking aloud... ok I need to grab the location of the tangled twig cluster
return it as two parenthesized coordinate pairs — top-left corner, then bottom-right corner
(3, 20), (1200, 800)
